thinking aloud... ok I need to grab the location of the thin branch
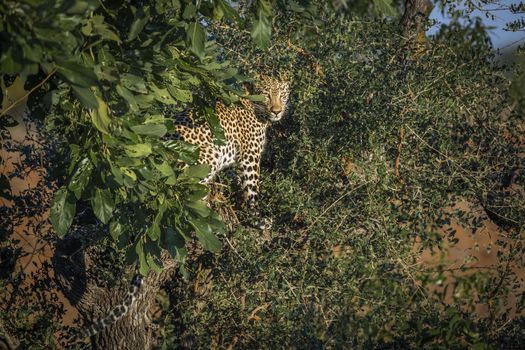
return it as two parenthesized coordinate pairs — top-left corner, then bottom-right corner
(394, 126), (404, 177)
(0, 69), (56, 117)
(302, 182), (369, 234)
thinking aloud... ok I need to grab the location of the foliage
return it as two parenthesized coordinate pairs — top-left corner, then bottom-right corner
(0, 0), (406, 274)
(1, 0), (274, 275)
(1, 0), (525, 348)
(159, 8), (525, 349)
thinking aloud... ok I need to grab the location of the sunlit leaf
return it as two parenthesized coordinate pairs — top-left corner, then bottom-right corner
(201, 107), (226, 145)
(131, 124), (167, 137)
(167, 86), (193, 103)
(124, 143), (152, 158)
(182, 164), (210, 180)
(372, 0), (397, 17)
(90, 95), (111, 133)
(68, 157), (93, 199)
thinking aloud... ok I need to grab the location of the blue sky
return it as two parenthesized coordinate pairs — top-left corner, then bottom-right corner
(426, 0), (525, 52)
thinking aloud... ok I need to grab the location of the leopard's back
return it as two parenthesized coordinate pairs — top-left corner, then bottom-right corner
(174, 99), (266, 179)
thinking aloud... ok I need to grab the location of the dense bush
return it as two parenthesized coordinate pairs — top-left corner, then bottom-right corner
(2, 1), (524, 348)
(162, 10), (525, 349)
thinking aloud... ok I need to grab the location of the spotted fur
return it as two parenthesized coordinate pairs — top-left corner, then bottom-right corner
(81, 274), (143, 338)
(171, 74), (291, 228)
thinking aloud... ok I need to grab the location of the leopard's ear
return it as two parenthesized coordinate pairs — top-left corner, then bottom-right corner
(279, 71), (292, 83)
(242, 81), (256, 95)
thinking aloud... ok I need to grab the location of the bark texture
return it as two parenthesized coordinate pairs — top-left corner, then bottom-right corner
(0, 322), (19, 350)
(53, 225), (176, 350)
(400, 0), (434, 33)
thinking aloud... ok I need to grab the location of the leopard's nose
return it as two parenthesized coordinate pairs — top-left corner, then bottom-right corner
(271, 106), (282, 115)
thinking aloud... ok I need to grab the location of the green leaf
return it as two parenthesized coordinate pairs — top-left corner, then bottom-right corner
(186, 200), (211, 217)
(162, 228), (187, 262)
(146, 222), (161, 241)
(0, 47), (23, 74)
(91, 15), (121, 43)
(144, 238), (163, 272)
(251, 15), (271, 50)
(121, 73), (148, 93)
(50, 188), (76, 236)
(109, 219), (125, 241)
(128, 6), (150, 41)
(167, 86), (193, 103)
(65, 0), (98, 14)
(288, 0), (305, 12)
(71, 85), (98, 109)
(182, 164), (210, 180)
(116, 85), (139, 112)
(137, 166), (155, 180)
(120, 166), (137, 184)
(90, 95), (111, 134)
(209, 211), (227, 235)
(144, 114), (165, 124)
(135, 240), (150, 276)
(131, 124), (167, 137)
(124, 143), (152, 158)
(56, 61), (98, 87)
(214, 0), (239, 22)
(186, 22), (206, 60)
(372, 0), (397, 17)
(135, 94), (154, 108)
(257, 0), (273, 15)
(251, 0), (272, 49)
(163, 140), (200, 163)
(245, 94), (266, 102)
(186, 184), (209, 201)
(68, 158), (93, 199)
(146, 253), (163, 273)
(188, 216), (223, 253)
(21, 43), (43, 63)
(91, 188), (114, 224)
(182, 3), (197, 19)
(468, 343), (487, 350)
(153, 161), (175, 178)
(203, 107), (226, 145)
(150, 84), (176, 105)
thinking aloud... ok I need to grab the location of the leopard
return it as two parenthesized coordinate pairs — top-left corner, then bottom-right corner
(76, 73), (291, 340)
(171, 73), (292, 229)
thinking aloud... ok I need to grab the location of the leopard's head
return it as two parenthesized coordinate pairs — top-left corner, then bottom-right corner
(247, 73), (291, 122)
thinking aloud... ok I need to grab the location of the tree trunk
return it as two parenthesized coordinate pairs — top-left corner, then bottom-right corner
(53, 226), (176, 350)
(400, 0), (433, 33)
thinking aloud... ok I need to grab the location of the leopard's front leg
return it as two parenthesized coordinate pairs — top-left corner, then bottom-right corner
(239, 156), (271, 230)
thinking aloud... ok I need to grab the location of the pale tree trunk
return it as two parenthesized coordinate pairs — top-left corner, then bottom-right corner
(53, 226), (176, 350)
(400, 0), (434, 33)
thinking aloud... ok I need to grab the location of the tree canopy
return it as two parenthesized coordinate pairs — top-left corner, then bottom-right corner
(1, 0), (525, 348)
